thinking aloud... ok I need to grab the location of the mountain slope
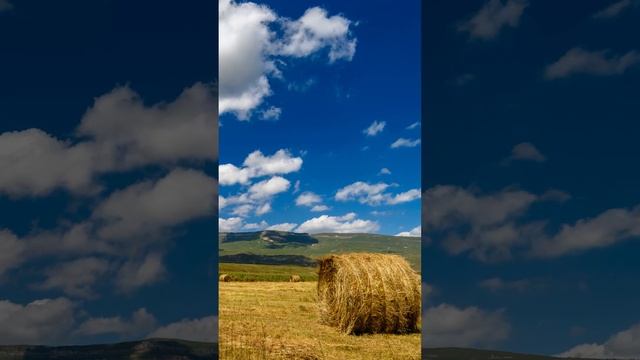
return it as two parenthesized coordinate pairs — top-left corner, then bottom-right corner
(0, 339), (216, 360)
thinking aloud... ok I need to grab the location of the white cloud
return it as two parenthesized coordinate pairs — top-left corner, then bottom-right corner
(255, 202), (272, 216)
(363, 120), (385, 136)
(387, 189), (421, 205)
(75, 308), (156, 338)
(531, 206), (640, 258)
(559, 322), (640, 359)
(0, 83), (217, 197)
(34, 257), (111, 299)
(506, 142), (546, 163)
(335, 181), (420, 206)
(0, 298), (76, 345)
(0, 229), (26, 278)
(148, 315), (217, 343)
(0, 129), (96, 196)
(115, 253), (166, 292)
(231, 204), (254, 217)
(406, 122), (420, 130)
(295, 191), (322, 206)
(545, 48), (640, 79)
(458, 0), (528, 40)
(219, 217), (244, 232)
(219, 149), (302, 186)
(390, 138), (421, 148)
(295, 213), (379, 234)
(593, 0), (634, 19)
(423, 303), (510, 347)
(396, 226), (421, 237)
(260, 106), (282, 120)
(219, 0), (356, 119)
(94, 168), (216, 240)
(379, 168), (391, 175)
(335, 181), (390, 205)
(310, 204), (329, 212)
(248, 176), (290, 199)
(267, 223), (298, 232)
(241, 220), (269, 231)
(278, 7), (357, 62)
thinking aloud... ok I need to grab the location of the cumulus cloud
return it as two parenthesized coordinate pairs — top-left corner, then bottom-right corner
(267, 223), (298, 232)
(296, 191), (329, 212)
(379, 168), (391, 175)
(531, 206), (640, 258)
(423, 303), (510, 347)
(148, 315), (217, 343)
(94, 168), (216, 240)
(390, 138), (421, 148)
(396, 226), (421, 237)
(593, 0), (634, 19)
(458, 0), (528, 40)
(260, 106), (282, 120)
(34, 257), (111, 299)
(0, 298), (76, 345)
(219, 149), (302, 186)
(363, 120), (385, 136)
(75, 308), (157, 338)
(115, 253), (167, 292)
(545, 48), (640, 79)
(295, 213), (379, 234)
(248, 176), (290, 199)
(424, 185), (540, 261)
(505, 142), (546, 163)
(219, 0), (356, 119)
(335, 181), (420, 206)
(0, 229), (26, 278)
(219, 217), (244, 232)
(0, 83), (217, 197)
(558, 322), (640, 359)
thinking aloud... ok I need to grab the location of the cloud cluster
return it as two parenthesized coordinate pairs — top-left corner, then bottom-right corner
(295, 213), (379, 234)
(505, 142), (546, 163)
(0, 298), (76, 345)
(396, 225), (421, 237)
(336, 181), (420, 206)
(545, 48), (640, 79)
(0, 83), (217, 197)
(296, 191), (329, 212)
(559, 322), (640, 359)
(592, 0), (634, 19)
(458, 0), (528, 40)
(423, 303), (510, 347)
(219, 0), (356, 119)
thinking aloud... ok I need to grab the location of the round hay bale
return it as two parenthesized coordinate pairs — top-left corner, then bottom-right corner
(219, 274), (232, 282)
(289, 274), (302, 282)
(317, 253), (420, 335)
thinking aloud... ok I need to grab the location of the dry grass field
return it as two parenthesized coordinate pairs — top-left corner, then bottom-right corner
(219, 281), (421, 360)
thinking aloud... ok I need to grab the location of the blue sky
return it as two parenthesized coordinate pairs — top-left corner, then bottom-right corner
(0, 0), (217, 345)
(218, 0), (421, 237)
(422, 0), (640, 357)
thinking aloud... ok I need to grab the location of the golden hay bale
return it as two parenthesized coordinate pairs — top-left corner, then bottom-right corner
(289, 274), (302, 282)
(219, 274), (232, 282)
(317, 253), (420, 335)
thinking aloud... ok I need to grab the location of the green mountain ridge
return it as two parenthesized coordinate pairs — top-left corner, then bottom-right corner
(0, 339), (216, 360)
(423, 347), (618, 360)
(219, 231), (421, 270)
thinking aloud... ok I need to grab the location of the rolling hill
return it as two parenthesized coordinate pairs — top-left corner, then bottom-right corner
(423, 347), (606, 360)
(219, 230), (421, 270)
(0, 339), (216, 360)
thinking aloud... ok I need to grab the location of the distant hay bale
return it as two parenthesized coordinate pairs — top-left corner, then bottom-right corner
(317, 253), (420, 335)
(289, 275), (302, 282)
(219, 274), (232, 282)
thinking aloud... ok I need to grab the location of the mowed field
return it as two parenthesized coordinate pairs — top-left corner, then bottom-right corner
(219, 280), (421, 360)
